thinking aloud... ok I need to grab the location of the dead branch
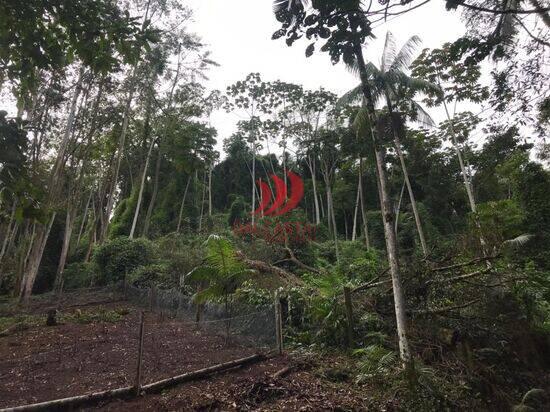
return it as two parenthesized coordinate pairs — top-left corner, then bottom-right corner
(284, 247), (321, 274)
(431, 255), (499, 272)
(235, 251), (304, 285)
(271, 366), (292, 379)
(410, 299), (481, 316)
(427, 268), (493, 285)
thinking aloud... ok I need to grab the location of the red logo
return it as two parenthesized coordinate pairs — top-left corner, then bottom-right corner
(233, 171), (315, 245)
(253, 171), (304, 217)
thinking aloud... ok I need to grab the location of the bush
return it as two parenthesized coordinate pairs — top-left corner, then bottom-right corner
(92, 237), (154, 285)
(62, 262), (97, 289)
(129, 263), (173, 288)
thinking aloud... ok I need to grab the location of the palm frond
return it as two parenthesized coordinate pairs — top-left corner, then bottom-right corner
(381, 32), (397, 72)
(186, 266), (217, 283)
(389, 35), (422, 73)
(337, 84), (363, 107)
(502, 234), (534, 247)
(204, 234), (243, 275)
(410, 100), (435, 127)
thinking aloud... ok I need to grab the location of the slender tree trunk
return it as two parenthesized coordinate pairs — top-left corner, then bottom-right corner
(352, 174), (361, 241)
(386, 98), (428, 256)
(102, 85), (136, 243)
(54, 208), (75, 293)
(0, 200), (17, 265)
(176, 176), (192, 233)
(19, 213), (56, 302)
(198, 170), (207, 232)
(130, 138), (155, 239)
(359, 158), (370, 249)
(395, 178), (406, 235)
(143, 147), (162, 237)
(76, 191), (92, 247)
(251, 145), (256, 226)
(307, 157), (321, 225)
(208, 166), (213, 217)
(354, 43), (411, 365)
(326, 184), (340, 261)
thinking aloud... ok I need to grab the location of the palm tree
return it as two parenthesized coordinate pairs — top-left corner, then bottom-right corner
(340, 32), (441, 257)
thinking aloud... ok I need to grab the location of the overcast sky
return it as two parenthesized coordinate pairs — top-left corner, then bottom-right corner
(185, 0), (469, 153)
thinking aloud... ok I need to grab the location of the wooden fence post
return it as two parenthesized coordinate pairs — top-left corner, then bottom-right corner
(135, 311), (145, 396)
(274, 290), (283, 355)
(343, 286), (354, 347)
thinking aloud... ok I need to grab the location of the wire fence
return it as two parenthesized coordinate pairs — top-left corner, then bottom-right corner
(125, 284), (278, 352)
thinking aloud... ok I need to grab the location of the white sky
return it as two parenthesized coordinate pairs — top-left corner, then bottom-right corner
(185, 0), (470, 154)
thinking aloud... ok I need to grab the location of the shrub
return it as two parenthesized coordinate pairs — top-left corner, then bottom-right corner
(92, 237), (154, 285)
(129, 263), (173, 288)
(62, 262), (97, 289)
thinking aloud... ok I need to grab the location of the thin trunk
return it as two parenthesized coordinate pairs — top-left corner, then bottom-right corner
(354, 42), (411, 365)
(143, 148), (162, 237)
(395, 178), (406, 235)
(386, 97), (428, 256)
(130, 138), (155, 239)
(352, 174), (361, 242)
(327, 185), (340, 261)
(307, 157), (321, 225)
(359, 158), (370, 249)
(176, 176), (192, 233)
(19, 213), (56, 302)
(198, 170), (207, 232)
(0, 200), (17, 264)
(208, 166), (213, 217)
(76, 191), (92, 247)
(251, 145), (256, 226)
(54, 209), (75, 293)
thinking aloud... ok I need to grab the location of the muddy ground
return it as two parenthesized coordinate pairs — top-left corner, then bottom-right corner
(0, 291), (369, 411)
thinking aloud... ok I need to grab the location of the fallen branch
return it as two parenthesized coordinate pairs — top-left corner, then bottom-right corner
(283, 247), (321, 274)
(271, 366), (292, 379)
(431, 255), (499, 272)
(427, 268), (493, 285)
(236, 251), (304, 285)
(410, 299), (481, 316)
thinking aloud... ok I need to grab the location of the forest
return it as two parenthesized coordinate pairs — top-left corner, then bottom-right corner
(1, 0), (550, 410)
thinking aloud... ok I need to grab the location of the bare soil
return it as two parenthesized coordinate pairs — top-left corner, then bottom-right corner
(0, 292), (369, 411)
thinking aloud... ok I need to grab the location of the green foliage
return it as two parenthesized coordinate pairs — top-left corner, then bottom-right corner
(475, 199), (526, 249)
(354, 344), (397, 382)
(63, 308), (129, 324)
(129, 263), (172, 288)
(92, 237), (154, 285)
(186, 235), (255, 306)
(62, 262), (97, 290)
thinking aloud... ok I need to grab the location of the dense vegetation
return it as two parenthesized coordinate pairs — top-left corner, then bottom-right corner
(1, 0), (549, 409)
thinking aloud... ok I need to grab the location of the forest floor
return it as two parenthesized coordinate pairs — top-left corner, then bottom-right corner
(0, 291), (370, 411)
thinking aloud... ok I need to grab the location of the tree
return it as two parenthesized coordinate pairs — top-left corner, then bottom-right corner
(273, 0), (412, 366)
(340, 32), (441, 257)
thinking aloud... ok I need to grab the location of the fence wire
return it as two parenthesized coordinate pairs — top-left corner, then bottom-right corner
(125, 284), (277, 352)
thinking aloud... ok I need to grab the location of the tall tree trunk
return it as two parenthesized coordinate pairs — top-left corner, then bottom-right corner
(386, 98), (428, 256)
(251, 145), (256, 226)
(359, 158), (370, 249)
(142, 147), (161, 237)
(198, 170), (207, 232)
(326, 184), (340, 261)
(395, 178), (406, 235)
(208, 166), (213, 217)
(307, 157), (321, 225)
(130, 138), (155, 239)
(352, 173), (361, 241)
(176, 176), (192, 233)
(0, 199), (17, 265)
(19, 213), (56, 302)
(76, 190), (92, 247)
(354, 43), (411, 366)
(54, 208), (75, 293)
(101, 85), (136, 243)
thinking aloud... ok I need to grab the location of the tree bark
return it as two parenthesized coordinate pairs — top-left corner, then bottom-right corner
(54, 208), (75, 293)
(352, 173), (361, 241)
(130, 138), (155, 239)
(386, 98), (428, 256)
(142, 147), (162, 237)
(354, 43), (411, 365)
(358, 158), (370, 249)
(176, 176), (192, 233)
